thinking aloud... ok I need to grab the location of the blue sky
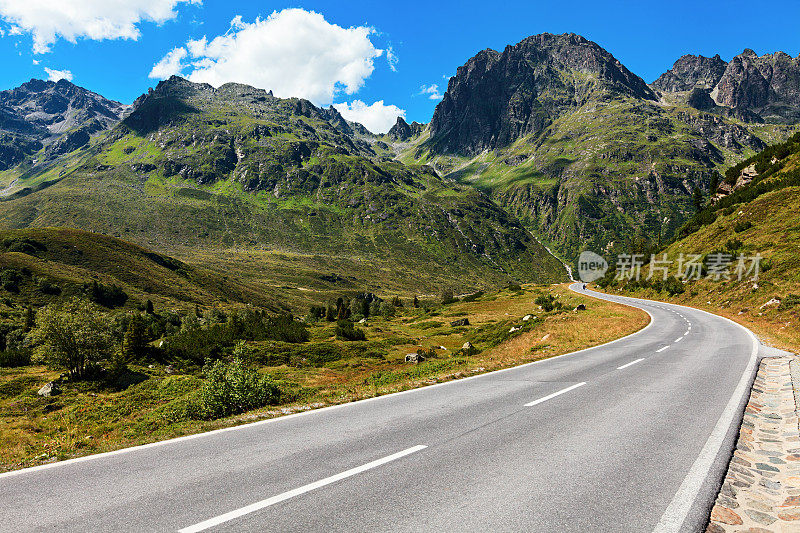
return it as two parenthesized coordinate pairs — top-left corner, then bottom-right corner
(1, 0), (799, 132)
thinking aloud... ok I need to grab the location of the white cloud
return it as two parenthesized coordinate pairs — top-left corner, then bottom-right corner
(44, 67), (72, 81)
(149, 46), (186, 78)
(386, 45), (398, 72)
(150, 9), (384, 105)
(333, 100), (405, 134)
(419, 84), (443, 101)
(31, 58), (38, 64)
(0, 0), (201, 54)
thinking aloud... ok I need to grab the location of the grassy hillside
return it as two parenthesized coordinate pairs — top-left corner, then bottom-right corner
(0, 227), (280, 311)
(0, 77), (568, 298)
(401, 96), (797, 263)
(596, 132), (800, 351)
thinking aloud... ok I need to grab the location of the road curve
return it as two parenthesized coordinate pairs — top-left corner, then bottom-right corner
(0, 284), (759, 532)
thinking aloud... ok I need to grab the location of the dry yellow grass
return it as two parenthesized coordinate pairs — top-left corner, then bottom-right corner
(0, 284), (648, 472)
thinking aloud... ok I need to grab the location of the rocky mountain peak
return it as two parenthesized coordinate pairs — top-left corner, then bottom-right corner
(387, 116), (412, 140)
(429, 32), (655, 155)
(711, 48), (800, 122)
(652, 54), (728, 92)
(0, 78), (128, 169)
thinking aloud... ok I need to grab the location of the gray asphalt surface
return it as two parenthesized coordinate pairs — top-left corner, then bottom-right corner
(0, 284), (759, 532)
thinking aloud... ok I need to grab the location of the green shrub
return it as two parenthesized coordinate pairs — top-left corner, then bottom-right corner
(733, 220), (752, 233)
(0, 269), (22, 293)
(779, 294), (800, 310)
(0, 348), (32, 367)
(535, 294), (561, 312)
(725, 238), (744, 253)
(335, 320), (366, 341)
(199, 350), (282, 419)
(85, 280), (128, 308)
(28, 298), (114, 379)
(664, 276), (685, 296)
(163, 311), (308, 365)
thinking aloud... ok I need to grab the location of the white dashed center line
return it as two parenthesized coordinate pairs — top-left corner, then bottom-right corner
(178, 445), (428, 533)
(524, 382), (586, 407)
(617, 358), (645, 370)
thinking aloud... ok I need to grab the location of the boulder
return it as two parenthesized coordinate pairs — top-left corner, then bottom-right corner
(574, 304), (587, 311)
(405, 353), (425, 363)
(461, 341), (476, 356)
(37, 381), (60, 397)
(450, 318), (470, 327)
(523, 314), (533, 321)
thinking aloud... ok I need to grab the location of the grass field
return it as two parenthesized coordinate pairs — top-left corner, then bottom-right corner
(0, 283), (648, 472)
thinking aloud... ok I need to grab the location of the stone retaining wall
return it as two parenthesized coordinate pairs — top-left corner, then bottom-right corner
(707, 356), (800, 532)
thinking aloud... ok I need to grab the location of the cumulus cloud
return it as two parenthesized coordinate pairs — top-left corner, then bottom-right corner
(149, 9), (384, 105)
(44, 67), (72, 81)
(333, 100), (405, 134)
(149, 46), (187, 78)
(419, 84), (443, 101)
(0, 0), (200, 53)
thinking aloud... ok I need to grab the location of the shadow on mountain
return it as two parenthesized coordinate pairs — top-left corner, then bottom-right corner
(122, 95), (200, 136)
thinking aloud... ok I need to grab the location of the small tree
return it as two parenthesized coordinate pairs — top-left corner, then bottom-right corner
(412, 295), (419, 308)
(23, 306), (34, 332)
(28, 298), (114, 379)
(122, 313), (148, 359)
(441, 289), (456, 305)
(692, 186), (704, 212)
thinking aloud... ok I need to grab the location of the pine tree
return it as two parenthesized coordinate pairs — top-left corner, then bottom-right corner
(23, 305), (34, 332)
(123, 313), (148, 359)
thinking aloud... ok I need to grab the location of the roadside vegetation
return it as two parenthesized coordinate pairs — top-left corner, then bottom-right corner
(595, 132), (800, 352)
(0, 283), (647, 472)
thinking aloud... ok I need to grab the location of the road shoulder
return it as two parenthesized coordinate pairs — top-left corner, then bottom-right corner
(707, 355), (800, 532)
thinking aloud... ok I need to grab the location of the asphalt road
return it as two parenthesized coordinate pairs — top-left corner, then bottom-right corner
(0, 284), (760, 532)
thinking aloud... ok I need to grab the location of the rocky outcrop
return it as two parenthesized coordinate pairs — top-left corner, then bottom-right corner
(388, 116), (412, 140)
(712, 49), (800, 123)
(652, 54), (728, 92)
(428, 33), (657, 155)
(387, 117), (425, 141)
(655, 49), (800, 123)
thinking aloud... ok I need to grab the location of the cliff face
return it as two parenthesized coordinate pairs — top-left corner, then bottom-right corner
(654, 49), (800, 124)
(652, 54), (728, 92)
(711, 50), (800, 122)
(428, 33), (656, 155)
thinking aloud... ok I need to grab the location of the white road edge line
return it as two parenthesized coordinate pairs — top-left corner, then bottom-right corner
(656, 346), (670, 353)
(1, 288), (656, 481)
(178, 445), (428, 533)
(524, 382), (586, 407)
(617, 358), (645, 370)
(570, 284), (760, 533)
(674, 337), (683, 343)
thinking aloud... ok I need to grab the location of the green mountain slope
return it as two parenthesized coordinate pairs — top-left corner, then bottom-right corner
(599, 132), (800, 350)
(0, 227), (277, 310)
(401, 33), (798, 263)
(0, 77), (568, 297)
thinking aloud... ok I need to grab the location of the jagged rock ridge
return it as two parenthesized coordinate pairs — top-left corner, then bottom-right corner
(0, 79), (128, 169)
